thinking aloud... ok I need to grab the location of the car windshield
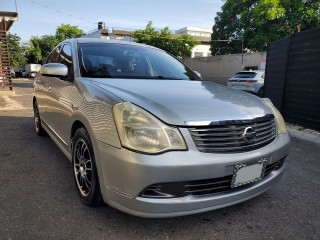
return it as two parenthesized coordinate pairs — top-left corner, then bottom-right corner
(78, 43), (199, 80)
(233, 72), (257, 78)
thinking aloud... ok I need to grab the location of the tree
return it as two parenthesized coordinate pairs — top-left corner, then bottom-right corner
(25, 24), (84, 64)
(133, 22), (199, 58)
(26, 35), (59, 64)
(210, 0), (256, 55)
(211, 0), (320, 55)
(7, 33), (27, 66)
(55, 24), (84, 42)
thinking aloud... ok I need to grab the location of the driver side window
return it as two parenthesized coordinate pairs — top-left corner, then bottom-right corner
(57, 44), (74, 79)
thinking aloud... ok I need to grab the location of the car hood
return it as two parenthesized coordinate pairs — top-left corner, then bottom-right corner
(91, 79), (272, 126)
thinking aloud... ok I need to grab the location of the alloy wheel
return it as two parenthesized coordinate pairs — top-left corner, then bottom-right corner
(34, 105), (40, 133)
(73, 139), (93, 197)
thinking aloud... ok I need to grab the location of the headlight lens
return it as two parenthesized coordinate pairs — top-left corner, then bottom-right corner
(263, 98), (287, 134)
(113, 102), (187, 154)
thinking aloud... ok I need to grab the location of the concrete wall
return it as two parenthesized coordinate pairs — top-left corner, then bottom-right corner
(183, 52), (267, 85)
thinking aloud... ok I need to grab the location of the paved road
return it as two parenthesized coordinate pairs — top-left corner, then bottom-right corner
(1, 79), (319, 240)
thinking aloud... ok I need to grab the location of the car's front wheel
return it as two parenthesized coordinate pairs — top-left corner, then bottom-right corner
(72, 128), (103, 206)
(33, 101), (46, 136)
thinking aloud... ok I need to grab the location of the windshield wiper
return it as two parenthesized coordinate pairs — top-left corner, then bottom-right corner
(154, 76), (183, 80)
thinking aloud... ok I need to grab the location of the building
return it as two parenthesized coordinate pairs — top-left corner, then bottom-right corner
(175, 27), (212, 58)
(81, 22), (109, 39)
(80, 23), (213, 58)
(109, 28), (134, 41)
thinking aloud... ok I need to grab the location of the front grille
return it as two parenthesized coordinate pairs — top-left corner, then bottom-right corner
(188, 115), (276, 153)
(140, 157), (286, 198)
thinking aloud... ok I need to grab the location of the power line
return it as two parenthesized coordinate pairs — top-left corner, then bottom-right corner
(29, 0), (98, 25)
(211, 39), (242, 42)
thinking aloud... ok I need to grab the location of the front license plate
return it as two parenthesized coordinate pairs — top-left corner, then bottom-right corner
(231, 159), (267, 188)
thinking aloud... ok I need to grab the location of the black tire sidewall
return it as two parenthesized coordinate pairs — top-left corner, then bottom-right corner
(33, 101), (46, 136)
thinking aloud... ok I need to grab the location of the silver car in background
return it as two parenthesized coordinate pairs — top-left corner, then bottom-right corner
(228, 70), (265, 97)
(33, 39), (290, 217)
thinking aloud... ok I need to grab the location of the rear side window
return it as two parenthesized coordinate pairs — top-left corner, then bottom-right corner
(233, 72), (257, 78)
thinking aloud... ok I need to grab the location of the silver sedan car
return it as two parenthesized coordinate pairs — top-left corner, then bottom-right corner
(33, 38), (290, 218)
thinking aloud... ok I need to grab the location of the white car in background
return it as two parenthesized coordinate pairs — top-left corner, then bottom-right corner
(228, 70), (265, 97)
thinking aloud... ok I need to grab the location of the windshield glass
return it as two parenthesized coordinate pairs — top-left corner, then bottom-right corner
(233, 72), (257, 78)
(78, 43), (199, 80)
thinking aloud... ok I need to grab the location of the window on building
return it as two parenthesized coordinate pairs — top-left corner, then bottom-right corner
(194, 52), (204, 58)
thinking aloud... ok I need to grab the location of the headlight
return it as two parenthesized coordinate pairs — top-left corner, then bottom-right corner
(113, 102), (187, 154)
(263, 98), (287, 134)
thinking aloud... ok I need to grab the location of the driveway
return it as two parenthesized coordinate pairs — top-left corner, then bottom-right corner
(0, 79), (319, 239)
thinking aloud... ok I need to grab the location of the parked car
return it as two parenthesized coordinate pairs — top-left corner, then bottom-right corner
(10, 69), (15, 78)
(33, 39), (290, 218)
(228, 70), (265, 97)
(25, 64), (41, 78)
(15, 70), (26, 78)
(29, 72), (37, 78)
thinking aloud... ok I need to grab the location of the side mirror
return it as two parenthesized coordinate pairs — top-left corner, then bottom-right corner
(194, 70), (202, 80)
(40, 63), (68, 77)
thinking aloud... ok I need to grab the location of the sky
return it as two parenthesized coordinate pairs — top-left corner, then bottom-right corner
(1, 0), (223, 42)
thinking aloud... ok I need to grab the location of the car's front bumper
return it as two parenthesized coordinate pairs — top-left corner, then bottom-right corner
(95, 130), (290, 218)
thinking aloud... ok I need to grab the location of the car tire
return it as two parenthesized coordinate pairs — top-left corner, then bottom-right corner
(258, 87), (264, 97)
(33, 101), (47, 136)
(72, 128), (103, 207)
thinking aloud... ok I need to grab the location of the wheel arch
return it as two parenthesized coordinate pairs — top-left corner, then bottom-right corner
(70, 120), (86, 141)
(69, 114), (98, 157)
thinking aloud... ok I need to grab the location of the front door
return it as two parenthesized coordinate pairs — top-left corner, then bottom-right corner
(48, 43), (75, 148)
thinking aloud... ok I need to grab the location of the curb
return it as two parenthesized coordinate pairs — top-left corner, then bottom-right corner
(287, 125), (320, 145)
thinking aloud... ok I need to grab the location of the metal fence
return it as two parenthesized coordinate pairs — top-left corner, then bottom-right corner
(264, 28), (320, 131)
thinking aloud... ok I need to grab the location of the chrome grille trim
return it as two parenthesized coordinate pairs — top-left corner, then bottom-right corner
(185, 185), (230, 194)
(188, 114), (276, 153)
(184, 114), (266, 126)
(185, 179), (230, 187)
